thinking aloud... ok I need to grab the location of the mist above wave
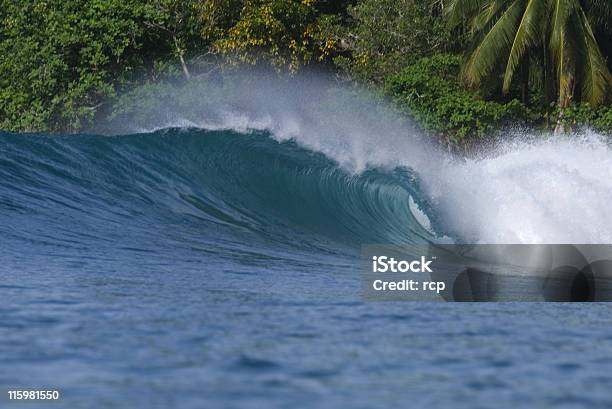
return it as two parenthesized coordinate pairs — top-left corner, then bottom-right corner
(106, 73), (440, 174)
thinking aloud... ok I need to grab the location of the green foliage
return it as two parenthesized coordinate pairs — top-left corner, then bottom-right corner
(553, 104), (612, 133)
(139, 0), (244, 76)
(215, 0), (332, 72)
(0, 0), (147, 131)
(385, 54), (529, 143)
(326, 0), (463, 83)
(139, 1), (215, 57)
(0, 0), (609, 139)
(594, 107), (612, 133)
(447, 0), (611, 109)
(194, 0), (244, 43)
(0, 0), (239, 133)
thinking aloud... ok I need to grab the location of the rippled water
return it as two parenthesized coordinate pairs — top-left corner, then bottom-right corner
(2, 129), (612, 408)
(4, 269), (612, 408)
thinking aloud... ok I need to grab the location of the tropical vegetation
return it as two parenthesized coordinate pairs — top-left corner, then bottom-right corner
(446, 0), (612, 131)
(0, 0), (610, 143)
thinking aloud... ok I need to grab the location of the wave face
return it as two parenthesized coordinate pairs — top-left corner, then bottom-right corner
(0, 128), (437, 276)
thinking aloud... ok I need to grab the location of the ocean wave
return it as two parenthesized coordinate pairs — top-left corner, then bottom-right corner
(0, 128), (436, 264)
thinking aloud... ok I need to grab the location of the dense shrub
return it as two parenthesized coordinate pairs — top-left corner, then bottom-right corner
(554, 104), (612, 134)
(0, 0), (225, 132)
(215, 0), (338, 72)
(0, 0), (145, 131)
(384, 55), (530, 143)
(594, 107), (612, 133)
(326, 0), (463, 84)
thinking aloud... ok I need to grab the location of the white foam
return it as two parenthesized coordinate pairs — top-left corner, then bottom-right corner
(426, 133), (612, 244)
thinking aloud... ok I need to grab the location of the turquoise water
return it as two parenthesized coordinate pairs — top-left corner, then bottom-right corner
(2, 129), (612, 408)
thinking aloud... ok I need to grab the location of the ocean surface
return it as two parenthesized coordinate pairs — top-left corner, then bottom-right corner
(2, 125), (612, 409)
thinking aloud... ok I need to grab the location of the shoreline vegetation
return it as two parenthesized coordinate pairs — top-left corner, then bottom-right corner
(1, 0), (610, 145)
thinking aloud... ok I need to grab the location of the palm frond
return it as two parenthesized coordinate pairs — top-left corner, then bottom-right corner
(549, 0), (577, 62)
(471, 0), (514, 34)
(585, 0), (612, 31)
(446, 0), (489, 28)
(502, 0), (547, 92)
(462, 0), (524, 86)
(575, 7), (610, 107)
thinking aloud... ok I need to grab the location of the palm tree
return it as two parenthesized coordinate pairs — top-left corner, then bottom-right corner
(446, 0), (611, 113)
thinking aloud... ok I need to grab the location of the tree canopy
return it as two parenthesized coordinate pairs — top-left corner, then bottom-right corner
(446, 0), (611, 109)
(0, 0), (610, 140)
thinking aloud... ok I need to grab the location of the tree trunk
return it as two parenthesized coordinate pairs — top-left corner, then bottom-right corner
(555, 76), (574, 135)
(178, 53), (191, 80)
(173, 35), (191, 80)
(520, 51), (529, 105)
